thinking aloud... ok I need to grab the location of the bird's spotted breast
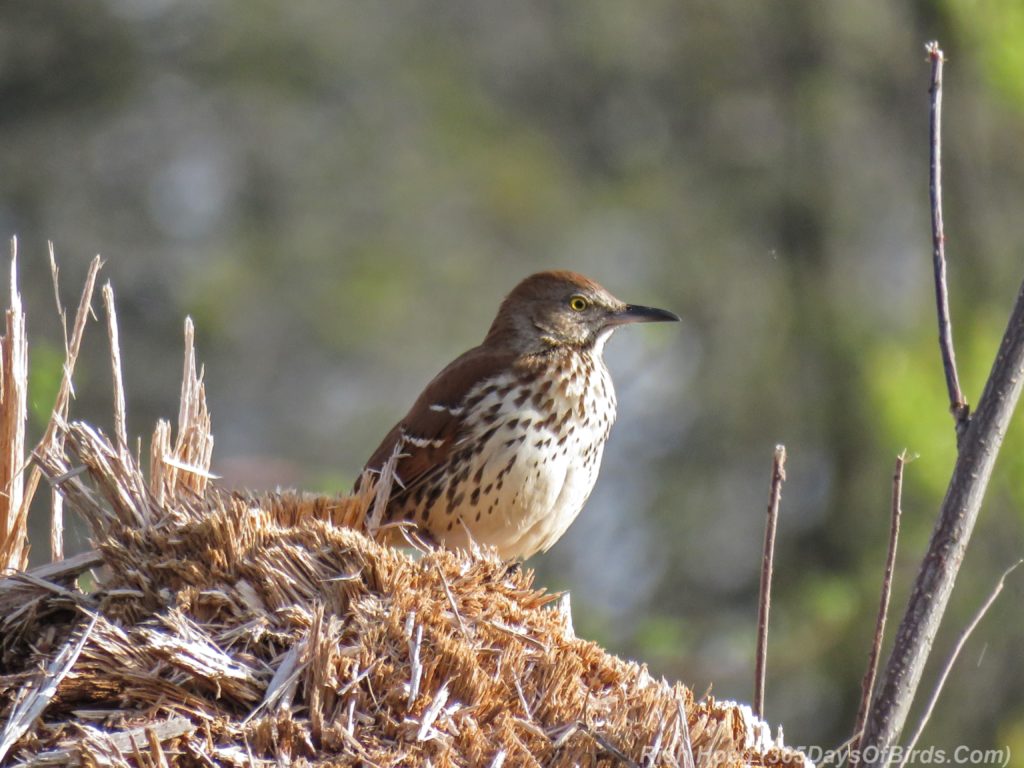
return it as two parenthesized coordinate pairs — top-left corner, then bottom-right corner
(386, 351), (616, 559)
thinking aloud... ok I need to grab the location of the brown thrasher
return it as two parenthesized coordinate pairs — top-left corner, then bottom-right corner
(359, 270), (678, 559)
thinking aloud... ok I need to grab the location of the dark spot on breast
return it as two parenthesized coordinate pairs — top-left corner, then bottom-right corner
(513, 390), (530, 407)
(427, 485), (443, 508)
(471, 487), (481, 505)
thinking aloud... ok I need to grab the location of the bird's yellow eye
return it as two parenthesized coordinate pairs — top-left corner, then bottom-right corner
(569, 295), (589, 312)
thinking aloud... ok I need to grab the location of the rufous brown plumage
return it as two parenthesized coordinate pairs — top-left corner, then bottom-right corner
(358, 270), (678, 560)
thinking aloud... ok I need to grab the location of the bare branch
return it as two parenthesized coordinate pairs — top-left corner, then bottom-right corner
(898, 560), (1021, 768)
(850, 453), (905, 768)
(754, 444), (786, 719)
(859, 43), (1024, 764)
(926, 41), (969, 436)
(860, 279), (1024, 764)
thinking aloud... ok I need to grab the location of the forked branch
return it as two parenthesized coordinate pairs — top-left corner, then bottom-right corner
(860, 276), (1024, 763)
(858, 42), (1024, 765)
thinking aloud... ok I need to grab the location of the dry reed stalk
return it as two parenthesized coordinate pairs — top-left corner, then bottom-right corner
(0, 239), (28, 572)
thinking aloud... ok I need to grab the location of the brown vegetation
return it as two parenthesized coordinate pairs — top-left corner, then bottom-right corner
(0, 250), (805, 766)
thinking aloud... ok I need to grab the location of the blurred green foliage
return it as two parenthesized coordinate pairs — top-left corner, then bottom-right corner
(27, 339), (65, 429)
(2, 0), (1023, 758)
(946, 0), (1024, 109)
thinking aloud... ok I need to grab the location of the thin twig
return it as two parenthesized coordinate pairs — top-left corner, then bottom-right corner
(898, 560), (1021, 768)
(850, 453), (906, 768)
(926, 41), (969, 437)
(754, 444), (786, 719)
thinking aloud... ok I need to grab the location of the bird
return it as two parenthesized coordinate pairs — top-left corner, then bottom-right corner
(358, 270), (679, 560)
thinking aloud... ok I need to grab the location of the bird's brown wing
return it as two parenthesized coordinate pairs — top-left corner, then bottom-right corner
(359, 345), (517, 505)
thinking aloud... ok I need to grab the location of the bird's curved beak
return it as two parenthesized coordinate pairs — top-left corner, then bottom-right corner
(608, 303), (681, 326)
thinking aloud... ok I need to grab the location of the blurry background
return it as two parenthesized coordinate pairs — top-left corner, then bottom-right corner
(2, 0), (1023, 758)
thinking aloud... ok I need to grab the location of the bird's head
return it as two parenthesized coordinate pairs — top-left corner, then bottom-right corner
(484, 270), (679, 354)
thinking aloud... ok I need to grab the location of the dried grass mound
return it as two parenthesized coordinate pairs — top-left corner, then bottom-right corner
(0, 246), (810, 767)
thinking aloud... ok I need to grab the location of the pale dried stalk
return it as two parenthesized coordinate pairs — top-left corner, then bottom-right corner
(29, 247), (102, 562)
(0, 237), (28, 572)
(0, 612), (98, 762)
(102, 282), (128, 451)
(150, 318), (215, 504)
